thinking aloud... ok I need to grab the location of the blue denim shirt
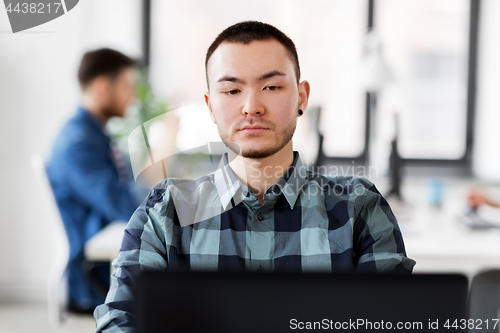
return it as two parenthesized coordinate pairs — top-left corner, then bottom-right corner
(47, 107), (139, 308)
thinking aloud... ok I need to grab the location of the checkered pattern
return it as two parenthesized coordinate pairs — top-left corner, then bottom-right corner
(94, 152), (415, 332)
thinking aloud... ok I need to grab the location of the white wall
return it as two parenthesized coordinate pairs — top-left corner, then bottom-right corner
(473, 0), (500, 181)
(0, 0), (142, 302)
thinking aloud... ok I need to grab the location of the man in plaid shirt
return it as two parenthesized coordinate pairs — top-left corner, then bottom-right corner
(94, 21), (415, 332)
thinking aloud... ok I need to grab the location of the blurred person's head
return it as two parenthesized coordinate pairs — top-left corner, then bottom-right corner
(78, 48), (136, 123)
(204, 21), (310, 159)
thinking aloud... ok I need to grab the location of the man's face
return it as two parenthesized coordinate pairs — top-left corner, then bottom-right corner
(205, 39), (310, 159)
(106, 67), (137, 118)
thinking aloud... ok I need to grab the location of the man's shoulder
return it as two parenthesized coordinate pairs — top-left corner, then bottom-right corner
(52, 110), (103, 153)
(142, 173), (217, 208)
(304, 170), (376, 195)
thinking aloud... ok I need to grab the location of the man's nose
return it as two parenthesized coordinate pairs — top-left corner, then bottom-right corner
(241, 90), (265, 116)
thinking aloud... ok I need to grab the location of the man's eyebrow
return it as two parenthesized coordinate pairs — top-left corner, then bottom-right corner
(216, 76), (245, 84)
(258, 70), (286, 81)
(216, 70), (287, 84)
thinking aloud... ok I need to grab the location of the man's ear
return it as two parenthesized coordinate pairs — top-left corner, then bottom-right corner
(204, 91), (217, 124)
(298, 80), (311, 112)
(90, 75), (111, 104)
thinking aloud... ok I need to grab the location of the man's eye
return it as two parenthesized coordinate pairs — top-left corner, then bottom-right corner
(265, 86), (280, 91)
(225, 89), (240, 95)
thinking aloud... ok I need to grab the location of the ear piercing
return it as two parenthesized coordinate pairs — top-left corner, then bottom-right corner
(298, 109), (303, 116)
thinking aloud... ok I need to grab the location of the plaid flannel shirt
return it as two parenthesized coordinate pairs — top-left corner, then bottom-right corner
(94, 152), (415, 332)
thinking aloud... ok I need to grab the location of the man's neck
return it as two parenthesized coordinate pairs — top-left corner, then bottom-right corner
(228, 145), (294, 204)
(81, 99), (109, 126)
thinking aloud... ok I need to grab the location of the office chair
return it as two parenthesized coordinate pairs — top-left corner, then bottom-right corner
(30, 153), (70, 327)
(468, 270), (500, 332)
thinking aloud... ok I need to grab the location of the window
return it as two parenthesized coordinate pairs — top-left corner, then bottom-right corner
(375, 0), (471, 160)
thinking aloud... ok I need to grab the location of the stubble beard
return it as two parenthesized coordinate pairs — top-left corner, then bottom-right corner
(102, 98), (125, 120)
(218, 117), (297, 159)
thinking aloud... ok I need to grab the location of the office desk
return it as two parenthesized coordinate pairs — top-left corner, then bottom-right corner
(84, 221), (127, 262)
(387, 178), (500, 280)
(401, 204), (500, 279)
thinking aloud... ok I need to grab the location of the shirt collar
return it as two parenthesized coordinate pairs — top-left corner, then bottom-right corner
(214, 151), (307, 210)
(213, 153), (247, 211)
(77, 106), (111, 142)
(266, 151), (306, 209)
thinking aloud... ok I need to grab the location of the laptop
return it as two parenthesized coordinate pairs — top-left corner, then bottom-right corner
(135, 271), (468, 333)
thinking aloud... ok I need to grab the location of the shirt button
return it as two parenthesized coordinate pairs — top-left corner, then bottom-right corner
(257, 212), (264, 221)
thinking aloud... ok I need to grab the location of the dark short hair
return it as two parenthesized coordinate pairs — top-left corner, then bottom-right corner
(205, 21), (300, 89)
(78, 48), (136, 89)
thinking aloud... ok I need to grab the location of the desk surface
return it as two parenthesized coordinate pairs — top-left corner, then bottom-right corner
(84, 221), (127, 262)
(386, 178), (500, 278)
(402, 207), (500, 275)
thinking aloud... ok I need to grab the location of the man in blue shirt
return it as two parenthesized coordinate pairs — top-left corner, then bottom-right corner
(94, 22), (415, 331)
(47, 48), (140, 312)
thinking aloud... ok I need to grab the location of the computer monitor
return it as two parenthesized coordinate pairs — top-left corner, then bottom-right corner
(135, 271), (467, 333)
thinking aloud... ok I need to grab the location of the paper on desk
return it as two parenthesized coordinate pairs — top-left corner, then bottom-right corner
(477, 206), (500, 225)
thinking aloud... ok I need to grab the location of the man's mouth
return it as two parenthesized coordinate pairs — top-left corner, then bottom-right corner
(239, 125), (269, 134)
